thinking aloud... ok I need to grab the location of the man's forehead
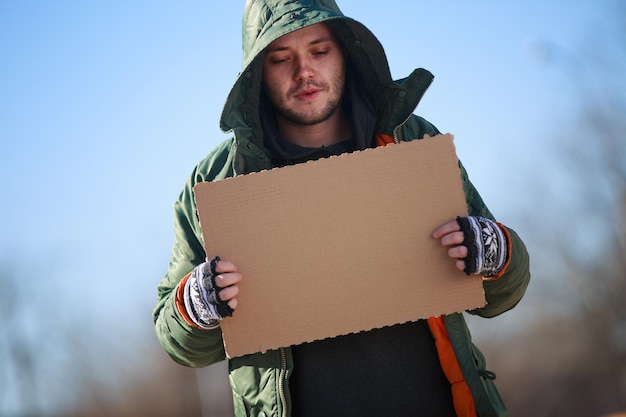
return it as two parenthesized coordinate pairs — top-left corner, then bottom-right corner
(266, 22), (336, 50)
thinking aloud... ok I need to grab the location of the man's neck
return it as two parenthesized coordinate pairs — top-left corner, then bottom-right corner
(277, 109), (352, 148)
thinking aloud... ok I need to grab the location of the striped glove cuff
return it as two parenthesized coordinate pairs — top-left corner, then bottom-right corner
(183, 256), (234, 329)
(456, 216), (508, 277)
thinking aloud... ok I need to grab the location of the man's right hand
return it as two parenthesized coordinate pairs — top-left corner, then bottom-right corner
(183, 256), (243, 329)
(212, 259), (242, 310)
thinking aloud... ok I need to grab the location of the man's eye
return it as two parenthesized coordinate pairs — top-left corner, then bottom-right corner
(313, 49), (329, 56)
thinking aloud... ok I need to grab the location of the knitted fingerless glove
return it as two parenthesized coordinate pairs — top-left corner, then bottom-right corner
(456, 216), (508, 277)
(183, 256), (234, 329)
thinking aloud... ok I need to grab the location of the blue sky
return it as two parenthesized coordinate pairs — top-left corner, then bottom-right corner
(0, 0), (617, 414)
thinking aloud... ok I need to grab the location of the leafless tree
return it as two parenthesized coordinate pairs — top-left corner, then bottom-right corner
(0, 260), (41, 416)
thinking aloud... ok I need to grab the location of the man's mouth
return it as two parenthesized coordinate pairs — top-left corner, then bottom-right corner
(295, 88), (321, 100)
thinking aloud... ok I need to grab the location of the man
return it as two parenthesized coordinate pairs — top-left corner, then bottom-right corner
(153, 1), (531, 416)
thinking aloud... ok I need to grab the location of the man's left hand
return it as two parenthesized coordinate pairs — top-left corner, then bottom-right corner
(432, 216), (508, 277)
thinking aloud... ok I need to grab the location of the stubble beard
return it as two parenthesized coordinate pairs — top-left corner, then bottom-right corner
(270, 73), (345, 127)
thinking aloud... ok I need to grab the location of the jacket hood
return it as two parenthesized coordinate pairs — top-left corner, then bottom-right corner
(220, 0), (347, 133)
(219, 0), (434, 173)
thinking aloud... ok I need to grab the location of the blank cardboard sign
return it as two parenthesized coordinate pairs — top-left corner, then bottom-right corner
(194, 134), (485, 358)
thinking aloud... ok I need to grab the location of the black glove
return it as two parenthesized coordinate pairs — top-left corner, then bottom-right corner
(456, 216), (508, 277)
(183, 256), (234, 329)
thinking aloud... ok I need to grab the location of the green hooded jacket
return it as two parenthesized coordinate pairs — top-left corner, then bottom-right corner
(153, 1), (531, 416)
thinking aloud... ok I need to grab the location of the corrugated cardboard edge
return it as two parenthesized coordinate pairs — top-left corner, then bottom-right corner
(193, 134), (486, 358)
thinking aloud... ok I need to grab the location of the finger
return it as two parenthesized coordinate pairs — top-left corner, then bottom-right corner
(432, 220), (461, 239)
(448, 245), (468, 259)
(455, 259), (466, 272)
(227, 298), (238, 310)
(214, 272), (243, 288)
(440, 231), (465, 247)
(218, 285), (240, 301)
(215, 260), (239, 274)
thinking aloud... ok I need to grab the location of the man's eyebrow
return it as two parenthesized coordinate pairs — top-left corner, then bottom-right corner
(266, 36), (335, 53)
(309, 36), (334, 46)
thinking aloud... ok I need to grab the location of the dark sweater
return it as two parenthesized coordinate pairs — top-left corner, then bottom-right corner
(290, 320), (456, 417)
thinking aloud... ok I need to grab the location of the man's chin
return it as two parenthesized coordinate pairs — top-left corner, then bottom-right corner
(278, 105), (339, 127)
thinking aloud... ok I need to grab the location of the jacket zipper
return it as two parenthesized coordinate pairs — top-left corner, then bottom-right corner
(279, 347), (288, 417)
(392, 114), (412, 143)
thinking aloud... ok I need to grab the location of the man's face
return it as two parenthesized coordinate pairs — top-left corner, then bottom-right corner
(262, 23), (345, 127)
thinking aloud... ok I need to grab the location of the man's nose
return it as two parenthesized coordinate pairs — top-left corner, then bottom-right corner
(294, 55), (314, 80)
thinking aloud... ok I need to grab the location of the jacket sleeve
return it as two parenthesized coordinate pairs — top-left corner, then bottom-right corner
(459, 162), (531, 318)
(153, 140), (236, 367)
